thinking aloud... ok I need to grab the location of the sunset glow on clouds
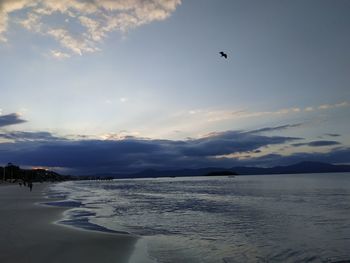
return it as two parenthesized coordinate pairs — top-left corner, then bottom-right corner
(0, 0), (181, 57)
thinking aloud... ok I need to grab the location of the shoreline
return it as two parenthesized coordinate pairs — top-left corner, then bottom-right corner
(0, 183), (137, 263)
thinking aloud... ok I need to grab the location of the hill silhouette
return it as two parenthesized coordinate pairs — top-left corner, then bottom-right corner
(83, 161), (350, 179)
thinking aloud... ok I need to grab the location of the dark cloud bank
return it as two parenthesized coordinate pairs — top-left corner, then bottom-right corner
(0, 113), (26, 127)
(292, 140), (341, 147)
(0, 124), (348, 175)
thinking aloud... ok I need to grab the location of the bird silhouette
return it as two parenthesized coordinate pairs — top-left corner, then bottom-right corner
(220, 51), (228, 59)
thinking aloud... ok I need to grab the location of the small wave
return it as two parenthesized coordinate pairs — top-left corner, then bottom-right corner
(43, 200), (82, 208)
(59, 217), (129, 234)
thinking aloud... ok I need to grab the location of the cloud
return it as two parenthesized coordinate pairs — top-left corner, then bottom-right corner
(1, 125), (349, 174)
(0, 131), (63, 141)
(0, 113), (27, 127)
(318, 104), (332, 110)
(292, 140), (341, 147)
(0, 126), (300, 174)
(335, 101), (349, 107)
(248, 123), (303, 134)
(180, 108), (290, 125)
(46, 28), (99, 55)
(184, 101), (349, 124)
(180, 130), (300, 157)
(0, 0), (181, 57)
(318, 101), (349, 110)
(0, 0), (33, 41)
(325, 133), (341, 137)
(120, 97), (128, 103)
(50, 49), (71, 59)
(304, 107), (314, 112)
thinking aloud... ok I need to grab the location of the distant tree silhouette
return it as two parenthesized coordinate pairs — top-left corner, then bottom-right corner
(0, 163), (70, 182)
(5, 163), (20, 181)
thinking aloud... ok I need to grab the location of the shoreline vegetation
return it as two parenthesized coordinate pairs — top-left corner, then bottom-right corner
(0, 183), (137, 263)
(0, 163), (71, 184)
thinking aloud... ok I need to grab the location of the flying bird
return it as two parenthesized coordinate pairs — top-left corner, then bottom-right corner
(219, 51), (228, 59)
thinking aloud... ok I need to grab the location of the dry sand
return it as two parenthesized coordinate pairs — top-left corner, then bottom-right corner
(0, 183), (137, 263)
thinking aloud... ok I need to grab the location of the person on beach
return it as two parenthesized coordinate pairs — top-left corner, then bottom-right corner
(29, 182), (33, 192)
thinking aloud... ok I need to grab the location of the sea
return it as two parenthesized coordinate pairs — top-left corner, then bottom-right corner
(46, 173), (350, 263)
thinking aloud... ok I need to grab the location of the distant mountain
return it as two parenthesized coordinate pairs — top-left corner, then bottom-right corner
(232, 161), (350, 175)
(117, 167), (237, 178)
(84, 161), (350, 179)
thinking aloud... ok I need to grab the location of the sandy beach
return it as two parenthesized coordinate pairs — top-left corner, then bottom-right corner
(0, 183), (137, 263)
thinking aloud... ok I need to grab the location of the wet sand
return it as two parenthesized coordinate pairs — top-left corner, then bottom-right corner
(0, 183), (136, 263)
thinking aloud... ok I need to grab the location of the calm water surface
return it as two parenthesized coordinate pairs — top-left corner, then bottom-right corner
(48, 173), (350, 263)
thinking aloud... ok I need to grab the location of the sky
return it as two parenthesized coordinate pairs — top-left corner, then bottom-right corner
(0, 0), (349, 174)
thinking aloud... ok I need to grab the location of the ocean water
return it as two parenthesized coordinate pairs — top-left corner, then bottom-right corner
(47, 173), (350, 263)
